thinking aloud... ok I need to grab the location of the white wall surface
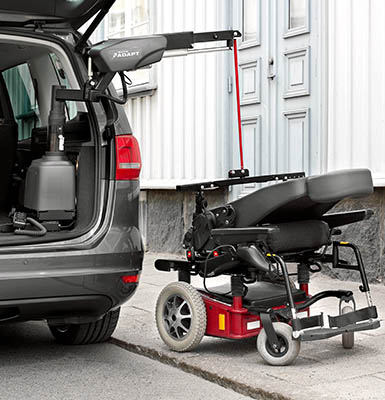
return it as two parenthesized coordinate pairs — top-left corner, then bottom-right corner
(327, 0), (385, 185)
(125, 0), (233, 188)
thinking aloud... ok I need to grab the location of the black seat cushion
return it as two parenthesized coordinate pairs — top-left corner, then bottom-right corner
(244, 281), (307, 308)
(266, 220), (330, 253)
(210, 281), (307, 308)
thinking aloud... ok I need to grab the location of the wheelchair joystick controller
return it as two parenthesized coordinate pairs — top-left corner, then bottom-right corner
(237, 245), (271, 274)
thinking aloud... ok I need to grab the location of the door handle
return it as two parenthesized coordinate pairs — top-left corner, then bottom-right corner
(267, 57), (275, 80)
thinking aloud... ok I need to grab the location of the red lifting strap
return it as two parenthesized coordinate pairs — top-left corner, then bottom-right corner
(233, 39), (244, 170)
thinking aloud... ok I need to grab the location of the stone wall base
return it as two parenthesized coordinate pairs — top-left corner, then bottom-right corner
(322, 188), (385, 284)
(140, 188), (227, 254)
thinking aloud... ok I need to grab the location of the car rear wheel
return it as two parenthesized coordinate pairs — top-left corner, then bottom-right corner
(48, 308), (120, 345)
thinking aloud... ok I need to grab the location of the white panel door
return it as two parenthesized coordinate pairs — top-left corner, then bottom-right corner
(275, 0), (321, 176)
(231, 0), (323, 199)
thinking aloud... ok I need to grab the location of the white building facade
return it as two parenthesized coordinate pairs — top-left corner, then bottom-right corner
(88, 0), (385, 257)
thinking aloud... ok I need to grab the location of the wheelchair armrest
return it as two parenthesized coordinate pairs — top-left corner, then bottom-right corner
(211, 226), (279, 246)
(321, 209), (373, 228)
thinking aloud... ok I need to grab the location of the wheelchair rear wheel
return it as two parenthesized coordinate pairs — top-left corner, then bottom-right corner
(257, 322), (301, 366)
(156, 282), (207, 352)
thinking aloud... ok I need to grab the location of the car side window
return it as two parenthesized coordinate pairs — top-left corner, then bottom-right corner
(3, 63), (41, 140)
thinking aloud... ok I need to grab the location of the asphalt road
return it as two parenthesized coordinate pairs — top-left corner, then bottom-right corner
(0, 320), (250, 400)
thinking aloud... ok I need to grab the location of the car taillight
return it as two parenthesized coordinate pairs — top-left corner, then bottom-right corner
(121, 274), (139, 284)
(115, 135), (142, 180)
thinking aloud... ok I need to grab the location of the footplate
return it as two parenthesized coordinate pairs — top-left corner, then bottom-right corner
(293, 306), (380, 341)
(299, 319), (380, 341)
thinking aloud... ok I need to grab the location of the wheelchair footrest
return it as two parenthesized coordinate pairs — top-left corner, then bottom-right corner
(294, 306), (380, 341)
(329, 306), (377, 328)
(298, 319), (380, 341)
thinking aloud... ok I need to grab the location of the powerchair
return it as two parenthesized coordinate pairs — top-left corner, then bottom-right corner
(154, 169), (380, 366)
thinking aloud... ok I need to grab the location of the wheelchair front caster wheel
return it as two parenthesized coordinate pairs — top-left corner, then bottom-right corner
(156, 282), (207, 352)
(341, 305), (355, 349)
(257, 322), (301, 366)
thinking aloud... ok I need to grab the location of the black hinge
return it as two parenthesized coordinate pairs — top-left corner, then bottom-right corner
(33, 21), (45, 32)
(103, 125), (115, 141)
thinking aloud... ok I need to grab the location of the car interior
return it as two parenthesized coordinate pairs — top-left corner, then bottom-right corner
(0, 36), (97, 244)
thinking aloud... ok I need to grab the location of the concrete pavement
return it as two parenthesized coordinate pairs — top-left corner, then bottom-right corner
(113, 253), (385, 400)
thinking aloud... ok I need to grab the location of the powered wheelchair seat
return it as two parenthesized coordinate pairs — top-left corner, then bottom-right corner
(155, 169), (380, 366)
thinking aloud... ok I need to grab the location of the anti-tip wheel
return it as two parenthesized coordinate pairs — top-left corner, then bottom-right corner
(341, 305), (355, 349)
(155, 282), (207, 352)
(257, 321), (301, 366)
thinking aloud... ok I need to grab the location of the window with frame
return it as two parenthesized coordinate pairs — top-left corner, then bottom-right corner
(131, 0), (150, 36)
(242, 0), (260, 46)
(107, 0), (126, 38)
(107, 0), (153, 91)
(288, 0), (306, 30)
(284, 0), (309, 38)
(80, 0), (153, 93)
(127, 0), (151, 88)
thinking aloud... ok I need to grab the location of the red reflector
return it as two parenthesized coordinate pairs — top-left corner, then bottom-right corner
(121, 275), (139, 283)
(213, 251), (219, 257)
(115, 135), (142, 180)
(187, 251), (192, 258)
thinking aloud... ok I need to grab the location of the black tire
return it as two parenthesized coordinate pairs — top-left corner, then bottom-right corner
(341, 305), (355, 349)
(156, 282), (207, 352)
(49, 308), (120, 345)
(257, 322), (300, 366)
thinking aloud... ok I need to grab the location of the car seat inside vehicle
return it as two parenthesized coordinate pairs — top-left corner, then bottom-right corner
(0, 74), (17, 214)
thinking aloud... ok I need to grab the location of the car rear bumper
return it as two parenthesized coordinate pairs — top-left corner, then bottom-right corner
(0, 294), (113, 324)
(0, 272), (140, 324)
